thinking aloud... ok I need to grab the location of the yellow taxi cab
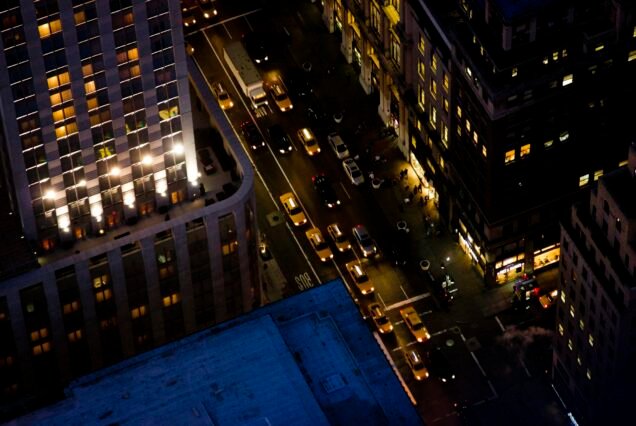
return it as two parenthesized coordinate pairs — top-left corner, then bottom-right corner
(305, 227), (333, 262)
(270, 80), (293, 112)
(297, 127), (320, 156)
(346, 261), (374, 295)
(368, 302), (393, 334)
(405, 350), (429, 381)
(400, 306), (431, 343)
(327, 223), (351, 252)
(279, 192), (307, 226)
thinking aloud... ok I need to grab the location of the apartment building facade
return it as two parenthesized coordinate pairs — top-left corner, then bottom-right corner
(554, 143), (636, 425)
(321, 0), (636, 285)
(0, 0), (259, 419)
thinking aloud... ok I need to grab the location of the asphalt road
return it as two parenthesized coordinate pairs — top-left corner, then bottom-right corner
(185, 2), (569, 425)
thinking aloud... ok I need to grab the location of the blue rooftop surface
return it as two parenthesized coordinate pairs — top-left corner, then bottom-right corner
(491, 0), (560, 20)
(11, 279), (421, 426)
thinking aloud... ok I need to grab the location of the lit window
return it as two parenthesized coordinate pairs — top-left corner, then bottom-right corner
(593, 170), (603, 181)
(162, 292), (181, 307)
(441, 123), (449, 147)
(558, 323), (564, 336)
(472, 131), (478, 145)
(594, 44), (604, 52)
(418, 60), (425, 79)
(579, 319), (585, 331)
(588, 334), (594, 347)
(511, 67), (518, 77)
(560, 291), (566, 303)
(628, 50), (636, 62)
(131, 305), (147, 319)
(85, 80), (96, 94)
(465, 66), (472, 78)
(417, 85), (426, 109)
(465, 119), (471, 132)
(633, 26), (636, 37)
(93, 274), (109, 288)
(38, 19), (62, 39)
(562, 74), (573, 86)
(562, 49), (568, 58)
(577, 356), (582, 366)
(67, 329), (82, 343)
(542, 57), (549, 65)
(32, 342), (51, 356)
(520, 144), (531, 158)
(418, 34), (426, 53)
(30, 327), (49, 342)
(430, 80), (437, 98)
(47, 72), (70, 90)
(569, 304), (575, 318)
(552, 51), (559, 61)
(586, 369), (592, 380)
(443, 72), (449, 90)
(95, 288), (112, 303)
(443, 98), (449, 113)
(429, 106), (437, 130)
(567, 338), (573, 351)
(62, 300), (80, 315)
(579, 174), (590, 187)
(544, 139), (554, 149)
(481, 145), (487, 158)
(431, 54), (438, 73)
(74, 11), (86, 25)
(505, 150), (515, 164)
(559, 131), (569, 142)
(456, 105), (462, 118)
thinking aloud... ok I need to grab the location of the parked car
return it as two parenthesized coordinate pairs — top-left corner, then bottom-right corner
(352, 224), (377, 258)
(327, 223), (351, 252)
(346, 261), (374, 295)
(327, 132), (349, 159)
(297, 127), (320, 156)
(211, 81), (234, 110)
(368, 302), (393, 334)
(389, 229), (409, 266)
(400, 306), (430, 343)
(405, 350), (429, 381)
(305, 227), (333, 262)
(429, 347), (456, 383)
(279, 192), (306, 226)
(242, 31), (269, 64)
(182, 8), (197, 28)
(287, 68), (313, 98)
(312, 174), (340, 208)
(198, 0), (217, 19)
(196, 148), (216, 175)
(267, 124), (293, 154)
(241, 121), (265, 150)
(342, 158), (364, 185)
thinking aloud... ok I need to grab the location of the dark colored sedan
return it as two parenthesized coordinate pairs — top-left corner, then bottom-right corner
(389, 229), (409, 266)
(428, 347), (456, 383)
(287, 69), (313, 98)
(312, 174), (340, 208)
(241, 121), (265, 150)
(267, 124), (293, 155)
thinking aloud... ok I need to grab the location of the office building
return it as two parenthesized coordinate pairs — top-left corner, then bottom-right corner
(553, 142), (636, 425)
(12, 280), (422, 426)
(321, 0), (636, 284)
(0, 0), (258, 419)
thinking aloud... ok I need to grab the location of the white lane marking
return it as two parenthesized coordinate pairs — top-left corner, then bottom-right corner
(431, 328), (449, 337)
(391, 346), (402, 353)
(470, 351), (487, 377)
(400, 285), (409, 299)
(385, 292), (431, 311)
(487, 379), (499, 400)
(339, 181), (351, 199)
(223, 23), (232, 38)
(494, 315), (506, 332)
(285, 223), (320, 284)
(460, 329), (498, 399)
(377, 293), (387, 310)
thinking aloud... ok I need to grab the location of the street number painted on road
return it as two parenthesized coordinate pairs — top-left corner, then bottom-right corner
(295, 272), (314, 291)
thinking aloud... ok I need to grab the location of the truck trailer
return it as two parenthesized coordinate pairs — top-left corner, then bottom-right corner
(223, 41), (268, 109)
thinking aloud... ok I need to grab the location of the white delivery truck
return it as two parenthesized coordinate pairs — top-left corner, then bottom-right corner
(223, 41), (268, 109)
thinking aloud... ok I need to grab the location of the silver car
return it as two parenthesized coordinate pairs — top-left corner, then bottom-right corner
(352, 224), (377, 257)
(343, 158), (364, 185)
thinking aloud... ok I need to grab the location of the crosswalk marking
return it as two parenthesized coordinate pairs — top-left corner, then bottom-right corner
(385, 292), (431, 311)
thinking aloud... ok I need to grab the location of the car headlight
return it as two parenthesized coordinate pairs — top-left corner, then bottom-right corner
(288, 146), (292, 151)
(336, 200), (341, 205)
(279, 149), (285, 154)
(255, 59), (261, 64)
(264, 56), (268, 61)
(327, 203), (333, 208)
(442, 378), (447, 383)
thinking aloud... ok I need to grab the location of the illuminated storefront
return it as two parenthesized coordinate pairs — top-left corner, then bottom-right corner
(409, 153), (437, 203)
(533, 243), (560, 271)
(495, 253), (526, 284)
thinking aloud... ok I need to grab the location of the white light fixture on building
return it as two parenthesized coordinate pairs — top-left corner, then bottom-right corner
(123, 191), (135, 208)
(110, 166), (121, 176)
(44, 189), (55, 200)
(142, 155), (152, 165)
(172, 143), (184, 154)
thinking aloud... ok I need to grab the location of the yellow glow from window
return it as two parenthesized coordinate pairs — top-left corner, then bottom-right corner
(87, 96), (99, 110)
(586, 369), (592, 380)
(567, 339), (573, 351)
(593, 170), (603, 181)
(562, 74), (573, 86)
(74, 11), (86, 25)
(579, 174), (589, 187)
(511, 67), (518, 77)
(431, 54), (438, 73)
(418, 35), (425, 53)
(569, 304), (575, 318)
(558, 323), (564, 336)
(520, 144), (531, 158)
(443, 72), (449, 90)
(38, 19), (62, 39)
(85, 80), (96, 94)
(82, 63), (93, 77)
(588, 334), (594, 347)
(130, 64), (141, 77)
(482, 145), (487, 158)
(629, 50), (636, 62)
(579, 319), (585, 330)
(47, 72), (70, 90)
(505, 150), (515, 164)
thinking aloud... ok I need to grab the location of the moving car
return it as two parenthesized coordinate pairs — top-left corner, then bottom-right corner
(368, 302), (393, 334)
(305, 228), (333, 262)
(405, 350), (429, 381)
(346, 261), (374, 295)
(327, 133), (349, 159)
(182, 9), (197, 28)
(297, 127), (320, 156)
(327, 223), (351, 252)
(352, 224), (377, 258)
(429, 347), (456, 383)
(342, 158), (364, 185)
(269, 80), (293, 112)
(312, 174), (340, 208)
(400, 306), (430, 343)
(539, 289), (559, 309)
(279, 192), (306, 226)
(196, 148), (216, 175)
(242, 31), (269, 64)
(198, 0), (217, 19)
(267, 124), (293, 155)
(241, 121), (265, 150)
(287, 68), (313, 98)
(212, 81), (234, 110)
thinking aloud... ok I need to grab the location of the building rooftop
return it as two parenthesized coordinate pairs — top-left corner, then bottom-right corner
(490, 0), (563, 21)
(10, 280), (421, 426)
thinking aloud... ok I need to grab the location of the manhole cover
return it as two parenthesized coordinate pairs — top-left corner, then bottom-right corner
(266, 211), (283, 227)
(445, 339), (455, 347)
(465, 337), (481, 352)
